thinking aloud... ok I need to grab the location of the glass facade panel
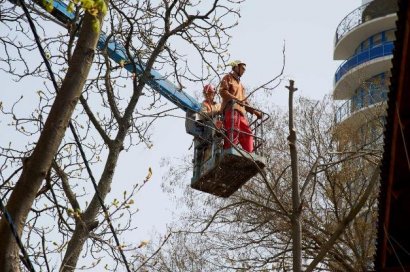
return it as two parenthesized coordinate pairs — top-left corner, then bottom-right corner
(372, 33), (382, 47)
(362, 39), (370, 51)
(386, 29), (396, 42)
(354, 30), (392, 54)
(344, 73), (389, 118)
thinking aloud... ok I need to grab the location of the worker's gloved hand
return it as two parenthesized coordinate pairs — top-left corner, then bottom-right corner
(254, 111), (263, 119)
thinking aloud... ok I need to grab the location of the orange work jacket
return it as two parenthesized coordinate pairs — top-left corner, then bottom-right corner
(219, 72), (250, 116)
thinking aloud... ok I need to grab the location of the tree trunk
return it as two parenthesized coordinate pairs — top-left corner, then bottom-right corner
(0, 12), (103, 271)
(287, 80), (302, 272)
(59, 27), (174, 271)
(60, 145), (122, 271)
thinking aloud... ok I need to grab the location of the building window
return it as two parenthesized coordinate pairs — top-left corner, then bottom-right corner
(372, 33), (383, 47)
(385, 29), (396, 42)
(355, 31), (393, 54)
(362, 39), (370, 51)
(352, 73), (388, 112)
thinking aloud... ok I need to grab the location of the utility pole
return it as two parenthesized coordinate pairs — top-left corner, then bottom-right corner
(286, 79), (302, 272)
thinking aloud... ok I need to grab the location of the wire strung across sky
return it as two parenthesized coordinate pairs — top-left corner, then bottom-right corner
(0, 197), (36, 272)
(9, 0), (133, 270)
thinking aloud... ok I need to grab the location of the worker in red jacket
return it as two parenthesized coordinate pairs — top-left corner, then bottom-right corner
(201, 84), (221, 117)
(219, 60), (261, 153)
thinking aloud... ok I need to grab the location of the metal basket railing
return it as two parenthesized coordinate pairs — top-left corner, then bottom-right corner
(225, 100), (270, 155)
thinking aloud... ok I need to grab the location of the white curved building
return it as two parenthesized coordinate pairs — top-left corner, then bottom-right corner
(333, 0), (398, 146)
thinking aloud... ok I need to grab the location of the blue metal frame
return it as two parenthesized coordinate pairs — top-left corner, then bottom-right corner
(334, 41), (394, 84)
(10, 0), (201, 112)
(354, 29), (395, 55)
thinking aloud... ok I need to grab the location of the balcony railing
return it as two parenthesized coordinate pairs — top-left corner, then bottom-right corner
(334, 41), (393, 84)
(335, 89), (388, 124)
(335, 3), (370, 45)
(335, 1), (398, 45)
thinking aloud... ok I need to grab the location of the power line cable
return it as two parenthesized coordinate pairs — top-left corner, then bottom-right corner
(16, 0), (132, 270)
(0, 197), (36, 272)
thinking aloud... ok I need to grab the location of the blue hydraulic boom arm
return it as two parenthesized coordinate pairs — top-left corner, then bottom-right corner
(8, 0), (202, 113)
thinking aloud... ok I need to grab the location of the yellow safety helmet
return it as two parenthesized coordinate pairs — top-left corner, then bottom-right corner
(228, 60), (246, 68)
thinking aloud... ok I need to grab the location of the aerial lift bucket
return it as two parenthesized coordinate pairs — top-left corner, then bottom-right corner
(186, 107), (268, 198)
(191, 147), (266, 197)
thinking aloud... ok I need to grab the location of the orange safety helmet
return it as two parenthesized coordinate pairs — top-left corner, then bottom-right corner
(203, 84), (215, 94)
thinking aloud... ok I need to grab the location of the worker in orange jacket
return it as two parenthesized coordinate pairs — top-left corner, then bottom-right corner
(219, 60), (261, 153)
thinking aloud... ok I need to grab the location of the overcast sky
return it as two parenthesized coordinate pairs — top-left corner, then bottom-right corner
(1, 0), (362, 253)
